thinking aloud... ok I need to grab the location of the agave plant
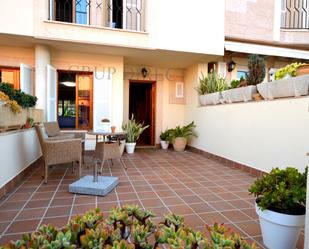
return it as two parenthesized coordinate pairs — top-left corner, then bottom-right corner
(196, 70), (228, 95)
(122, 115), (149, 143)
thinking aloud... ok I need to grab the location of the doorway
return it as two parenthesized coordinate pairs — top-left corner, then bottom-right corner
(57, 71), (93, 130)
(129, 80), (156, 146)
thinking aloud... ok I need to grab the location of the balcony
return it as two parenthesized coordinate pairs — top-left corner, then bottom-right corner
(281, 0), (309, 29)
(49, 0), (146, 32)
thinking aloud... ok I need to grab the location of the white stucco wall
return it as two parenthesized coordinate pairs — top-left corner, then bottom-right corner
(0, 129), (41, 188)
(184, 63), (309, 173)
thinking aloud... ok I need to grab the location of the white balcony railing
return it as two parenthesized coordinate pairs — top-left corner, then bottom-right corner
(281, 0), (309, 29)
(49, 0), (145, 32)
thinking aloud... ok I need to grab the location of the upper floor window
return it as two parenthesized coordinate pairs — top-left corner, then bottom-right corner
(50, 0), (145, 31)
(281, 0), (309, 29)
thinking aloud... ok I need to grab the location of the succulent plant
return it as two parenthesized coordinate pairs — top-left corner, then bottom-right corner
(0, 206), (258, 249)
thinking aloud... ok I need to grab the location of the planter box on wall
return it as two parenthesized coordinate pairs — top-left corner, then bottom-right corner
(257, 74), (309, 100)
(0, 106), (44, 131)
(199, 92), (222, 106)
(221, 86), (257, 103)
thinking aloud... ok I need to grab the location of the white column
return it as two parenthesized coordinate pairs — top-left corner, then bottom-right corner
(305, 168), (309, 249)
(35, 44), (51, 121)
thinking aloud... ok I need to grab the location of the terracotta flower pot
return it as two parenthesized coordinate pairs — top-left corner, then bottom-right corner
(172, 137), (187, 152)
(297, 64), (309, 76)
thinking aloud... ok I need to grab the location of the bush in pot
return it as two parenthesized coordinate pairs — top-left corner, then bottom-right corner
(249, 167), (307, 249)
(246, 54), (266, 86)
(274, 62), (305, 80)
(122, 115), (149, 154)
(159, 128), (171, 149)
(169, 121), (197, 152)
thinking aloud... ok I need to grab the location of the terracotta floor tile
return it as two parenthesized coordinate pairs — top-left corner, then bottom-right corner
(0, 210), (18, 222)
(199, 212), (228, 225)
(45, 206), (71, 218)
(168, 204), (193, 215)
(16, 208), (46, 220)
(208, 201), (236, 211)
(137, 191), (158, 199)
(41, 216), (69, 229)
(1, 201), (26, 211)
(161, 197), (184, 206)
(236, 221), (261, 237)
(141, 198), (164, 208)
(221, 210), (252, 223)
(0, 234), (23, 245)
(6, 219), (41, 234)
(228, 199), (253, 209)
(51, 198), (74, 207)
(181, 195), (204, 204)
(25, 199), (50, 209)
(189, 203), (214, 214)
(183, 214), (205, 228)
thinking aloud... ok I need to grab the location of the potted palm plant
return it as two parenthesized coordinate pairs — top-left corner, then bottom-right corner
(159, 128), (171, 149)
(249, 167), (307, 249)
(169, 122), (197, 152)
(122, 115), (149, 154)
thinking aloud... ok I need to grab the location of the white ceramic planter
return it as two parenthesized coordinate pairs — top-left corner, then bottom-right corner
(199, 92), (222, 106)
(160, 140), (169, 150)
(125, 142), (136, 154)
(255, 203), (305, 249)
(221, 85), (257, 103)
(257, 74), (309, 100)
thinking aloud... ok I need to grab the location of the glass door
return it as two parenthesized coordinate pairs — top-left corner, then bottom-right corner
(76, 74), (92, 129)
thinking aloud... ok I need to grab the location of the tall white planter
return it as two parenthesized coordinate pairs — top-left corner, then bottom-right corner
(160, 140), (169, 150)
(257, 74), (309, 100)
(125, 142), (136, 154)
(221, 85), (257, 103)
(199, 92), (222, 106)
(255, 203), (305, 249)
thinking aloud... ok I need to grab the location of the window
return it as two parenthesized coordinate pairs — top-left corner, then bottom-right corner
(0, 68), (20, 89)
(237, 71), (247, 80)
(281, 0), (309, 29)
(55, 0), (73, 23)
(76, 0), (90, 25)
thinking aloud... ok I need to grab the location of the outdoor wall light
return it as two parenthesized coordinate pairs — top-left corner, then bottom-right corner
(141, 67), (148, 78)
(228, 61), (236, 72)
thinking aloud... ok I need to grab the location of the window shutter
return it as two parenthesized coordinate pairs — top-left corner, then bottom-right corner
(217, 62), (227, 78)
(47, 65), (57, 122)
(20, 63), (33, 94)
(93, 71), (112, 131)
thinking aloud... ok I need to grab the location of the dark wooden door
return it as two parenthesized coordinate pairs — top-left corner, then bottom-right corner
(129, 81), (155, 146)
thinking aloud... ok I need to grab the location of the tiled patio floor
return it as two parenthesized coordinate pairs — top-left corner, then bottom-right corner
(0, 149), (304, 248)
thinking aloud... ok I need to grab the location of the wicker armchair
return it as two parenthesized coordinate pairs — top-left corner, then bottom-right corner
(95, 140), (126, 172)
(43, 122), (85, 163)
(35, 125), (82, 183)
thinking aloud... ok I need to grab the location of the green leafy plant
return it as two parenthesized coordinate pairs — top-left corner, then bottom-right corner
(0, 82), (37, 108)
(246, 54), (266, 86)
(122, 115), (149, 143)
(159, 128), (171, 141)
(230, 76), (245, 89)
(195, 71), (228, 95)
(169, 121), (197, 141)
(249, 167), (307, 215)
(274, 62), (305, 80)
(0, 205), (258, 249)
(63, 104), (75, 117)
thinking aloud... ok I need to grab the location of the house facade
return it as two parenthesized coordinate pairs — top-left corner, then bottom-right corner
(0, 0), (308, 147)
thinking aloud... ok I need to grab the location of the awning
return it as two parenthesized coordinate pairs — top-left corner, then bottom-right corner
(225, 41), (309, 60)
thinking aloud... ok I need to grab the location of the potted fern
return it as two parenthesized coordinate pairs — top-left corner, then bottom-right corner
(249, 167), (307, 249)
(169, 122), (197, 152)
(122, 115), (149, 154)
(160, 128), (171, 149)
